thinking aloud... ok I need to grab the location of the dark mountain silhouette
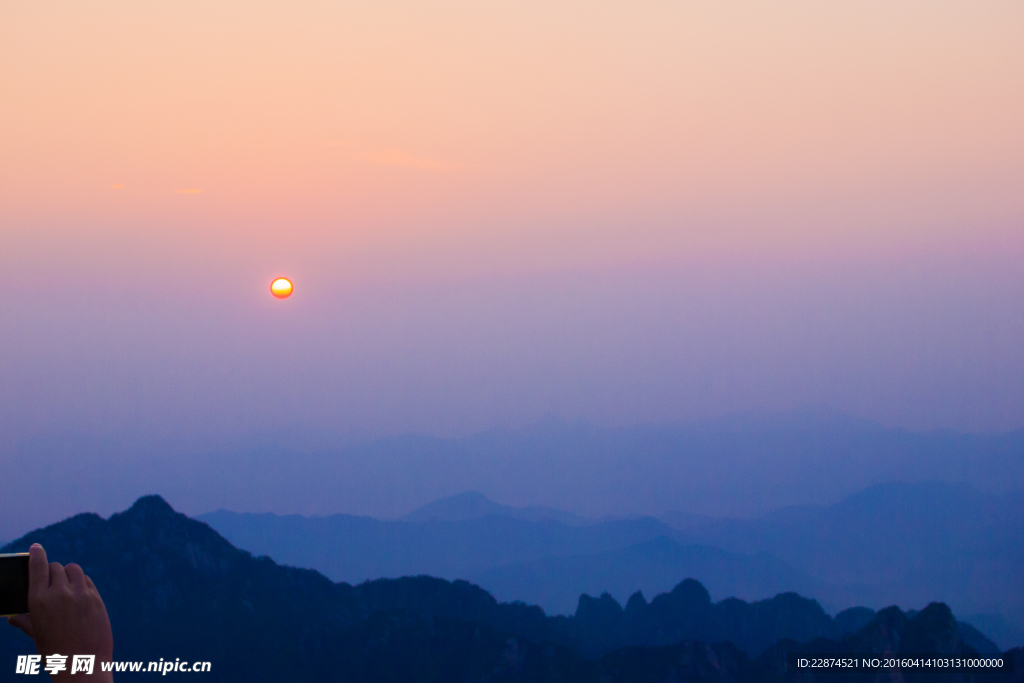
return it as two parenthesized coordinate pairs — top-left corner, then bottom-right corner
(199, 482), (1024, 647)
(2, 496), (1019, 682)
(565, 581), (999, 658)
(759, 603), (1023, 683)
(664, 480), (1024, 643)
(965, 614), (1024, 657)
(199, 507), (842, 621)
(471, 536), (824, 617)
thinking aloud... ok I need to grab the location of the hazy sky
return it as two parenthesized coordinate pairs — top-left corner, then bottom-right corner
(2, 0), (1023, 447)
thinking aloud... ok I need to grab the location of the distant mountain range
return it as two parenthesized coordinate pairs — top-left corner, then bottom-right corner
(471, 537), (823, 618)
(403, 490), (592, 526)
(663, 481), (1024, 644)
(199, 482), (1024, 650)
(7, 411), (1024, 545)
(2, 496), (1020, 682)
(198, 506), (673, 584)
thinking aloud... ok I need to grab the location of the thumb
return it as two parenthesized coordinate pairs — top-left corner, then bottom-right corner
(27, 544), (50, 598)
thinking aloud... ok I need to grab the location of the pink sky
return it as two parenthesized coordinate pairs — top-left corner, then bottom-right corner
(1, 0), (1023, 440)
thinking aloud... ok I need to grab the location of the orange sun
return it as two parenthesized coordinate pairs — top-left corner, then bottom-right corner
(270, 278), (293, 299)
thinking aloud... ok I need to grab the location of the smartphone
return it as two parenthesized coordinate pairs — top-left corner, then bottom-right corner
(0, 553), (30, 616)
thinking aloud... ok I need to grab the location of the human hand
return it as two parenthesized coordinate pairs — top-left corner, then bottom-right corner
(7, 544), (114, 683)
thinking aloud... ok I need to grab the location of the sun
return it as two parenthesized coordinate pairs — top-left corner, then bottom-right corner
(270, 278), (293, 299)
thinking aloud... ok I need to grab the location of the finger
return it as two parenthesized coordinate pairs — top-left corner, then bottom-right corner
(48, 562), (69, 590)
(27, 544), (49, 599)
(65, 563), (86, 589)
(7, 614), (35, 639)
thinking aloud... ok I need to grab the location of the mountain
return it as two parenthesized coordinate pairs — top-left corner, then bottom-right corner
(0, 495), (591, 681)
(662, 481), (1024, 642)
(471, 536), (825, 617)
(1, 496), (358, 680)
(566, 581), (1003, 659)
(199, 505), (840, 617)
(8, 411), (1024, 545)
(758, 603), (1022, 683)
(199, 482), (1024, 647)
(2, 496), (1017, 683)
(963, 614), (1024, 655)
(197, 507), (679, 586)
(403, 490), (590, 525)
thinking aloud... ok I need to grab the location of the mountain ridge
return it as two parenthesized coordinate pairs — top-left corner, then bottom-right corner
(8, 411), (1024, 545)
(2, 495), (1018, 683)
(402, 490), (591, 526)
(197, 483), (1024, 646)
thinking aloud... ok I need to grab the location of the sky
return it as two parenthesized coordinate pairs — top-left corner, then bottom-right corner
(2, 0), (1024, 456)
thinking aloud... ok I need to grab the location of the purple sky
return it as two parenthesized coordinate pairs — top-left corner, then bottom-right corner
(2, 0), (1023, 537)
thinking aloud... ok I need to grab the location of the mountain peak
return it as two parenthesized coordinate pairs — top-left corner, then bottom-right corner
(127, 494), (176, 515)
(403, 491), (589, 525)
(403, 491), (503, 522)
(115, 495), (180, 526)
